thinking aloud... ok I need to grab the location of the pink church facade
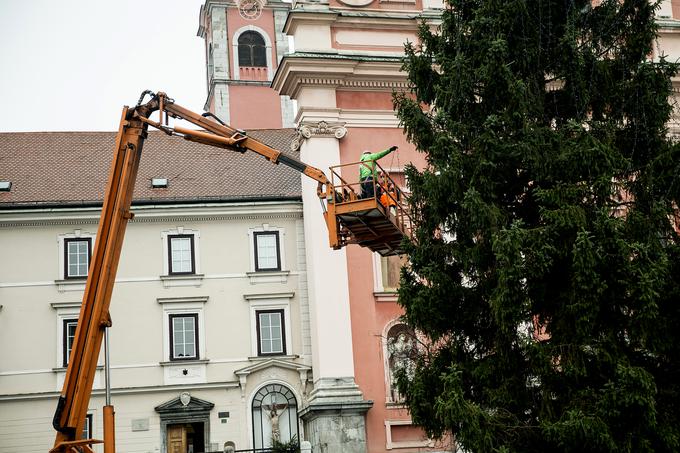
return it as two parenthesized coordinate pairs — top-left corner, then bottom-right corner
(199, 0), (446, 451)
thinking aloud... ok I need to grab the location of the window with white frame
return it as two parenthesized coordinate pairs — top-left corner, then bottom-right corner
(82, 414), (93, 439)
(52, 302), (85, 369)
(159, 297), (207, 365)
(238, 30), (267, 67)
(254, 231), (281, 271)
(377, 254), (408, 292)
(64, 238), (91, 279)
(256, 309), (285, 356)
(232, 26), (273, 82)
(381, 255), (403, 291)
(245, 293), (293, 357)
(58, 231), (96, 282)
(63, 318), (78, 367)
(168, 234), (195, 274)
(161, 228), (201, 278)
(169, 313), (199, 361)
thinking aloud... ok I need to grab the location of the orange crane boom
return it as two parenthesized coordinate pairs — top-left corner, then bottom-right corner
(51, 91), (411, 453)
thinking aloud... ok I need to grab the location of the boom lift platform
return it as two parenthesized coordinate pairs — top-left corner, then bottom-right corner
(51, 91), (411, 453)
(328, 160), (412, 256)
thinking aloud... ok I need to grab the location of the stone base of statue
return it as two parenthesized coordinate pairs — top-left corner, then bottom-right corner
(299, 378), (373, 453)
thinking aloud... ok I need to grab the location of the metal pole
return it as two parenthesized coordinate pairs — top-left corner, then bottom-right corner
(104, 327), (111, 406)
(104, 327), (115, 453)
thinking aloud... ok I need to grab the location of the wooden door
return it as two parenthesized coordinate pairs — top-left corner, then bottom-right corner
(167, 425), (187, 453)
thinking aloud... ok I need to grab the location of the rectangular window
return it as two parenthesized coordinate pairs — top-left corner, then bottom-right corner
(64, 238), (91, 279)
(256, 309), (285, 356)
(254, 232), (281, 271)
(169, 314), (198, 360)
(63, 319), (78, 367)
(82, 414), (93, 439)
(168, 235), (195, 275)
(381, 255), (408, 292)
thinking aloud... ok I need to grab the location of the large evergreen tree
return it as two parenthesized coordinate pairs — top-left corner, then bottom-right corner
(394, 1), (680, 451)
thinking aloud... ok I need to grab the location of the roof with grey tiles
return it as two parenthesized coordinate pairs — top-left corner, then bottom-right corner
(0, 129), (303, 209)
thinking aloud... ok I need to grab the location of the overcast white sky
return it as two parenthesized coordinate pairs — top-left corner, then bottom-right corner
(0, 0), (208, 132)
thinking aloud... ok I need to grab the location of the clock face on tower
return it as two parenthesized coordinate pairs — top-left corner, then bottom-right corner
(238, 0), (263, 20)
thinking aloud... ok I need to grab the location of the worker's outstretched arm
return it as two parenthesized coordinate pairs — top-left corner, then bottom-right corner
(364, 145), (398, 161)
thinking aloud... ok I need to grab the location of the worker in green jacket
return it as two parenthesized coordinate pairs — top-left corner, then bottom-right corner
(359, 146), (398, 198)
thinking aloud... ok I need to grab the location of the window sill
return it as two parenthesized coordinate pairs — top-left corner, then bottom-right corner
(385, 401), (408, 409)
(160, 274), (204, 288)
(246, 270), (290, 284)
(374, 291), (398, 303)
(54, 279), (87, 292)
(247, 355), (298, 361)
(159, 359), (210, 366)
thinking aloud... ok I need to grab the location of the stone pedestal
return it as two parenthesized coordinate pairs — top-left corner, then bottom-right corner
(300, 379), (373, 453)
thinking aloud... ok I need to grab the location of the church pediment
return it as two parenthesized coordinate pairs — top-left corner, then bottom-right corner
(154, 393), (215, 416)
(234, 359), (312, 397)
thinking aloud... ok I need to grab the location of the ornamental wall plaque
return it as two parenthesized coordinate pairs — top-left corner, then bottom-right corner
(179, 392), (191, 406)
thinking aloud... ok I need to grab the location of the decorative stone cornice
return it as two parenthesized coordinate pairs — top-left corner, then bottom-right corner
(285, 8), (422, 33)
(243, 291), (295, 300)
(157, 296), (209, 305)
(287, 76), (409, 91)
(342, 78), (409, 89)
(0, 212), (303, 228)
(0, 381), (240, 401)
(50, 301), (82, 309)
(291, 121), (347, 151)
(0, 203), (303, 228)
(272, 54), (407, 98)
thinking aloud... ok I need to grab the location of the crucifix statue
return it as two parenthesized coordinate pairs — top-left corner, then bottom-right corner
(262, 402), (288, 441)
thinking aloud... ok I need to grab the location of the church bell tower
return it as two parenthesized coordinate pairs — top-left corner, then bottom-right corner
(198, 0), (295, 129)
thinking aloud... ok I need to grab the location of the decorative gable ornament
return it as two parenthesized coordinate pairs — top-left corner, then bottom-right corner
(180, 391), (191, 407)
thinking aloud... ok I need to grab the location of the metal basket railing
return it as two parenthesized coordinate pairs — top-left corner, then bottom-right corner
(328, 159), (413, 238)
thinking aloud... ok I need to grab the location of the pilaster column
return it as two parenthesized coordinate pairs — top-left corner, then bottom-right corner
(274, 8), (295, 127)
(296, 117), (372, 453)
(210, 4), (229, 79)
(208, 4), (231, 123)
(298, 122), (356, 390)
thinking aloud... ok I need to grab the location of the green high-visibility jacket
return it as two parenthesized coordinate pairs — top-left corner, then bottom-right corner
(359, 147), (394, 180)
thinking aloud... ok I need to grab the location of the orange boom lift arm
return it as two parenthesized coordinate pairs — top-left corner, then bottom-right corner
(50, 91), (342, 453)
(51, 91), (412, 453)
